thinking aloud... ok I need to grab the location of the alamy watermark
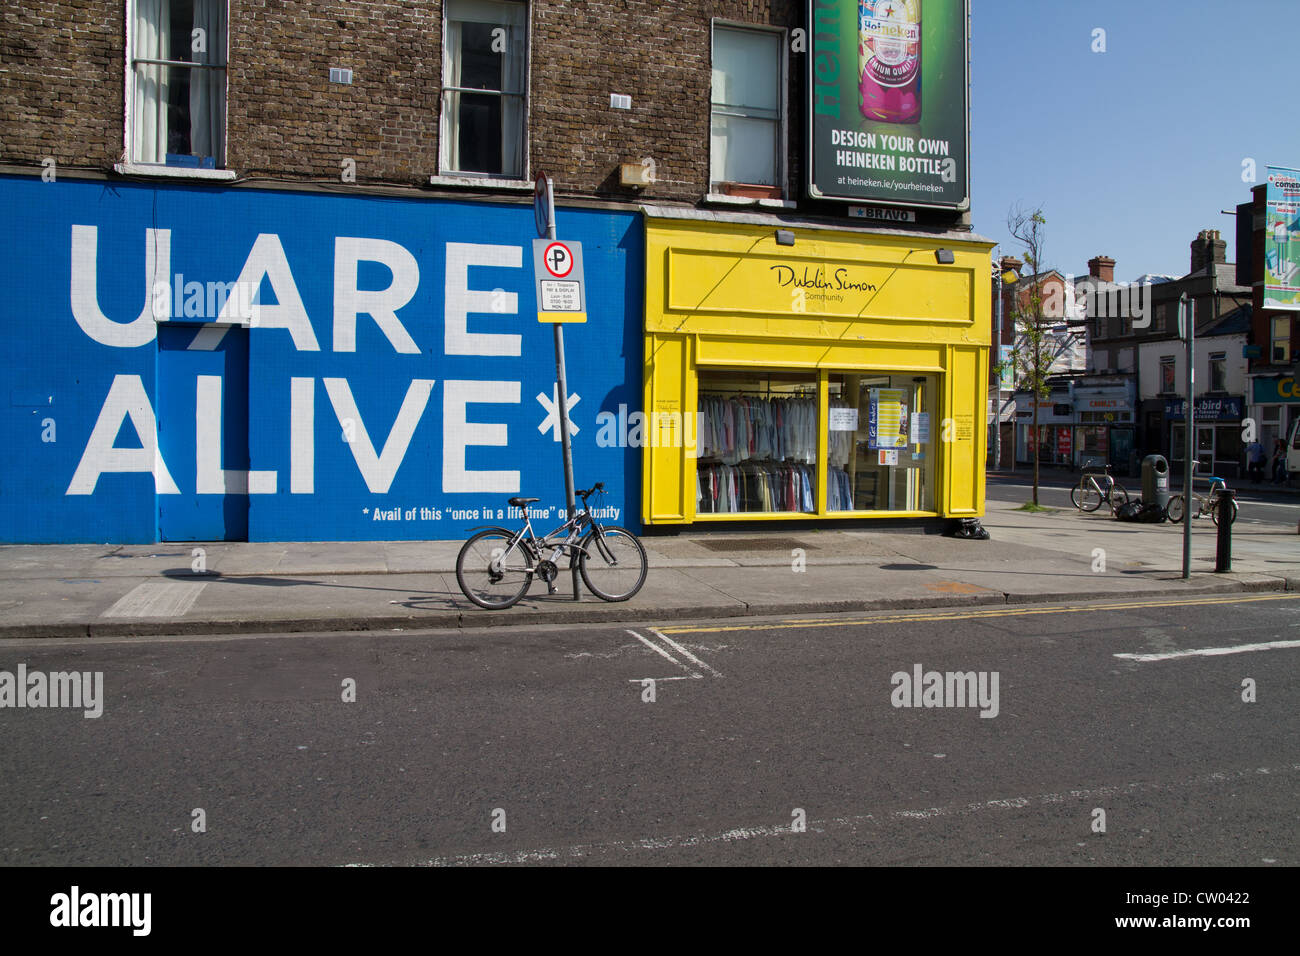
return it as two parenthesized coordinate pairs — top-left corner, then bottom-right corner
(150, 275), (262, 323)
(50, 886), (150, 936)
(0, 664), (103, 718)
(1065, 275), (1154, 329)
(891, 663), (999, 718)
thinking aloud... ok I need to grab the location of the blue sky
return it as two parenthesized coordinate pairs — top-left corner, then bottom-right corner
(970, 0), (1300, 281)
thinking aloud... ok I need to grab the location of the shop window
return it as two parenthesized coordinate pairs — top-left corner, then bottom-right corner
(826, 374), (935, 512)
(695, 371), (816, 514)
(1271, 317), (1292, 363)
(1260, 404), (1281, 450)
(129, 0), (228, 168)
(710, 25), (783, 196)
(1159, 356), (1176, 394)
(440, 0), (527, 178)
(1216, 423), (1242, 476)
(1208, 351), (1226, 392)
(1079, 425), (1107, 461)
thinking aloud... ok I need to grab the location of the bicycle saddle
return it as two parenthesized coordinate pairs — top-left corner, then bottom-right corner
(508, 497), (540, 507)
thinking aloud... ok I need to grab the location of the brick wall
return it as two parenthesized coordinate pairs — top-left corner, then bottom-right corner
(0, 2), (124, 168)
(1, 1), (805, 203)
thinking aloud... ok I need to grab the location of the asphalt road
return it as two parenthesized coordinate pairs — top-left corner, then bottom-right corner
(987, 472), (1300, 529)
(2, 594), (1297, 867)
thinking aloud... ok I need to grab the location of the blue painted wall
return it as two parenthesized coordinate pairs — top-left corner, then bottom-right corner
(0, 175), (643, 542)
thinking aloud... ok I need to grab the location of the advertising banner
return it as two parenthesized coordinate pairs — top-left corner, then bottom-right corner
(0, 176), (643, 543)
(807, 0), (970, 208)
(1265, 165), (1300, 311)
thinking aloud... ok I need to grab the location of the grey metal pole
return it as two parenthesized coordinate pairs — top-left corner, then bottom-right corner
(546, 186), (577, 520)
(1181, 294), (1194, 580)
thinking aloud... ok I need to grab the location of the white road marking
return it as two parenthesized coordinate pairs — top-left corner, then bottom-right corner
(625, 628), (697, 676)
(625, 676), (698, 683)
(648, 627), (723, 678)
(1114, 639), (1300, 662)
(360, 763), (1300, 867)
(102, 582), (206, 618)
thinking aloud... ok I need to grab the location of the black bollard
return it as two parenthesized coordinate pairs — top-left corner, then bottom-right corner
(1215, 488), (1235, 573)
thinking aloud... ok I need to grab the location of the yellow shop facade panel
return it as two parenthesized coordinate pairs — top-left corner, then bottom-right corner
(641, 209), (993, 527)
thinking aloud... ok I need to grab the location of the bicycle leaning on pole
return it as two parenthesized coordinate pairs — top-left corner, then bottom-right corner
(1070, 461), (1130, 513)
(455, 482), (648, 610)
(1165, 462), (1238, 526)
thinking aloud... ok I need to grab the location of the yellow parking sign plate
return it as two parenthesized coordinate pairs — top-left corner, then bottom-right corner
(537, 311), (587, 323)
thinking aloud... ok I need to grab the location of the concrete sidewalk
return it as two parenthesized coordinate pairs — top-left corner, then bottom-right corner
(0, 499), (1296, 638)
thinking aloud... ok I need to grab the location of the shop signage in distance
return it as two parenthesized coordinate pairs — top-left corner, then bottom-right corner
(532, 238), (587, 323)
(848, 206), (917, 223)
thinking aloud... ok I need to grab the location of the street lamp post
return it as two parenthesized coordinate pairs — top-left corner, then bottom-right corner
(992, 256), (1018, 470)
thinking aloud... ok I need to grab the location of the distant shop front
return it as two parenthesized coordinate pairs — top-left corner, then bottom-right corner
(1014, 381), (1136, 473)
(1166, 396), (1246, 479)
(640, 211), (993, 527)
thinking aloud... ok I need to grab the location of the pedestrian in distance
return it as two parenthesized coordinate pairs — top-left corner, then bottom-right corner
(1272, 438), (1288, 485)
(1246, 439), (1266, 484)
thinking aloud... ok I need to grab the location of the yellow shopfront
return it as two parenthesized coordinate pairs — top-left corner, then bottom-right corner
(641, 211), (994, 526)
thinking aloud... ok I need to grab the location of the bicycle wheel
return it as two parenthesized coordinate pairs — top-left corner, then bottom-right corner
(579, 526), (647, 602)
(1071, 479), (1102, 512)
(1210, 497), (1238, 526)
(1108, 483), (1129, 508)
(1165, 494), (1184, 523)
(456, 528), (536, 610)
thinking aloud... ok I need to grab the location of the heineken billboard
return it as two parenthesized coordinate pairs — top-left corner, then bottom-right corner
(806, 0), (970, 210)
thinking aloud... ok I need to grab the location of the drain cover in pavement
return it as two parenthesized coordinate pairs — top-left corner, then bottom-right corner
(696, 537), (818, 552)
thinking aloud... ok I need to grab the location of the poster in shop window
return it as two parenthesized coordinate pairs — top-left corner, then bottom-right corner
(868, 388), (908, 449)
(806, 0), (971, 209)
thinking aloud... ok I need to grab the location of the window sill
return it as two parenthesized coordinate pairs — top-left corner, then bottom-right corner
(114, 163), (236, 181)
(704, 192), (795, 209)
(429, 174), (533, 191)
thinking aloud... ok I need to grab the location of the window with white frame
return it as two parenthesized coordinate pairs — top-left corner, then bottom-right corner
(130, 0), (227, 168)
(1159, 355), (1176, 393)
(440, 0), (527, 178)
(1272, 316), (1292, 363)
(710, 25), (783, 192)
(1209, 351), (1226, 392)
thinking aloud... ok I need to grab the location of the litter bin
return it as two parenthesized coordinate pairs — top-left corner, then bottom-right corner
(1141, 454), (1170, 512)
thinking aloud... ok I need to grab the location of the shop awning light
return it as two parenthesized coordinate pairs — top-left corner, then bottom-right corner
(935, 249), (955, 264)
(776, 229), (795, 246)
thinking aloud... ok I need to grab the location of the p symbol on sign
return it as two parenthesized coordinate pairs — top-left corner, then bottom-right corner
(544, 242), (574, 278)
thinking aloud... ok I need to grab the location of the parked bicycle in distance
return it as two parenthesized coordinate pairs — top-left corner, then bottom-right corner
(1071, 461), (1129, 513)
(455, 482), (648, 610)
(1166, 462), (1238, 526)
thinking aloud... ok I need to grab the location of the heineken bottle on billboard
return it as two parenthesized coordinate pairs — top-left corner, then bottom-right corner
(859, 0), (921, 123)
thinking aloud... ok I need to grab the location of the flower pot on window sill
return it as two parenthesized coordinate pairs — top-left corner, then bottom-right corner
(719, 182), (783, 200)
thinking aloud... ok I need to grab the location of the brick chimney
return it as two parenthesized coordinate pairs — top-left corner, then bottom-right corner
(998, 255), (1022, 275)
(1190, 229), (1226, 273)
(1087, 255), (1115, 282)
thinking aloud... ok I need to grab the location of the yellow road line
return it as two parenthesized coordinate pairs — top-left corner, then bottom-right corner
(658, 592), (1300, 635)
